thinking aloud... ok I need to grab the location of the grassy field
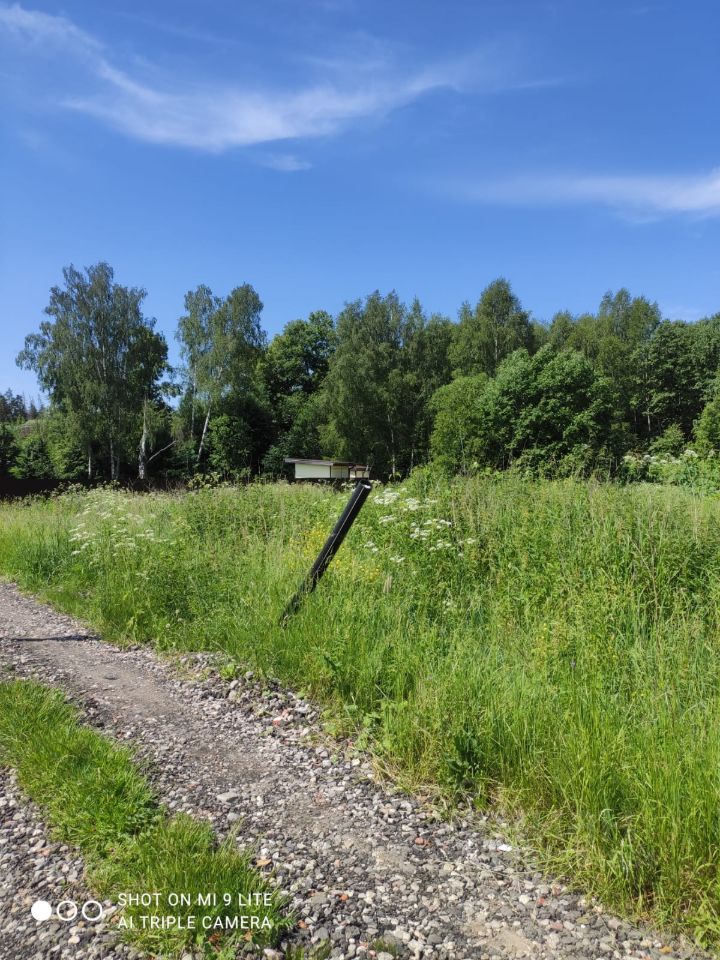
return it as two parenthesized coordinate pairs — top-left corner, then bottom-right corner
(0, 679), (290, 958)
(2, 475), (720, 946)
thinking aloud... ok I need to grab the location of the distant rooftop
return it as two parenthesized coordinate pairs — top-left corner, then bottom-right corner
(284, 458), (356, 467)
(284, 458), (370, 478)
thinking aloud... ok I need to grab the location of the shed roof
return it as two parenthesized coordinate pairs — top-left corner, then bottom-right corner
(284, 458), (356, 467)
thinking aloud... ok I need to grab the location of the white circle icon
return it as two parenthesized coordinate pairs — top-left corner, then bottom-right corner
(31, 900), (52, 922)
(82, 900), (104, 922)
(56, 900), (78, 921)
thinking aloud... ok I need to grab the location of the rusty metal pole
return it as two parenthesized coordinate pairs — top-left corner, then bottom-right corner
(280, 479), (372, 624)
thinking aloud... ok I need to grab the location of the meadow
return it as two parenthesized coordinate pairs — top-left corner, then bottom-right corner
(2, 474), (720, 946)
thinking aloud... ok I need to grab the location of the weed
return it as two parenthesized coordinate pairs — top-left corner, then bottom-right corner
(3, 477), (720, 944)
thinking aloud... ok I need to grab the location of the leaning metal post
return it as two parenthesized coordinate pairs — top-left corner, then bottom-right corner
(280, 479), (372, 624)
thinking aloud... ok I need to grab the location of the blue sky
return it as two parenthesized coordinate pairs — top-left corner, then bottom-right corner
(1, 0), (719, 397)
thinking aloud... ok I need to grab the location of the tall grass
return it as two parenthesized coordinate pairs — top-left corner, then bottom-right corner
(2, 476), (720, 944)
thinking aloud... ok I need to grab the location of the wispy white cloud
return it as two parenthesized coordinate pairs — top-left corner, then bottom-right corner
(445, 170), (720, 218)
(64, 73), (456, 152)
(0, 2), (518, 158)
(0, 3), (100, 54)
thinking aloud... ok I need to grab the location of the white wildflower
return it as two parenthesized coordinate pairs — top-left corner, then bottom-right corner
(373, 490), (401, 506)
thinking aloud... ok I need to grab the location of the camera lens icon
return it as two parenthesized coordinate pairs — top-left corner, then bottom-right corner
(31, 899), (104, 923)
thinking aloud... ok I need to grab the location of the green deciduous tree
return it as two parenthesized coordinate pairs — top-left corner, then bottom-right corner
(400, 302), (455, 470)
(322, 292), (453, 477)
(597, 289), (661, 345)
(695, 375), (720, 454)
(177, 283), (266, 467)
(632, 321), (702, 441)
(206, 392), (273, 479)
(321, 292), (406, 477)
(433, 346), (617, 475)
(450, 279), (534, 377)
(511, 347), (618, 472)
(691, 313), (720, 401)
(263, 311), (336, 405)
(549, 291), (661, 445)
(17, 263), (168, 480)
(261, 310), (336, 470)
(429, 374), (488, 474)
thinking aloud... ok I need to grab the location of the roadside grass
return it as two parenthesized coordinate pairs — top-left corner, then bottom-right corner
(3, 476), (720, 946)
(0, 679), (291, 958)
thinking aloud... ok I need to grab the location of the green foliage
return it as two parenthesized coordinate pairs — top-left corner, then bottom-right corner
(205, 389), (275, 479)
(450, 278), (533, 377)
(622, 449), (720, 494)
(552, 290), (661, 438)
(597, 288), (661, 344)
(10, 271), (720, 484)
(5, 480), (720, 945)
(0, 679), (289, 957)
(692, 313), (720, 398)
(321, 290), (411, 476)
(435, 346), (618, 474)
(12, 432), (55, 479)
(322, 292), (452, 477)
(207, 413), (252, 478)
(40, 404), (88, 480)
(0, 423), (19, 474)
(17, 262), (168, 481)
(0, 389), (30, 422)
(548, 310), (575, 348)
(695, 375), (720, 454)
(650, 423), (686, 457)
(176, 282), (266, 471)
(260, 311), (337, 473)
(263, 310), (336, 404)
(634, 321), (701, 439)
(429, 374), (488, 474)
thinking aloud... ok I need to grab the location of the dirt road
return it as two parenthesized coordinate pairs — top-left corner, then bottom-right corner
(0, 581), (705, 960)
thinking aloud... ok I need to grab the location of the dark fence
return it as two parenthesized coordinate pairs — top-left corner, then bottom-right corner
(0, 473), (213, 502)
(0, 475), (64, 501)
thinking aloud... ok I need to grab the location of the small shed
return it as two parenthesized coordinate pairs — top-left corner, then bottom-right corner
(285, 458), (370, 481)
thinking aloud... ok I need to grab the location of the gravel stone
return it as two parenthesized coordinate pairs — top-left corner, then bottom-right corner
(0, 768), (135, 959)
(0, 581), (709, 960)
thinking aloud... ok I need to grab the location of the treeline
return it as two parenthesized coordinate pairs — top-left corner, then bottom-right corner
(0, 391), (42, 422)
(5, 261), (720, 484)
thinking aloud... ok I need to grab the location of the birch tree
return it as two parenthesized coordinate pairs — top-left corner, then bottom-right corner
(177, 283), (265, 467)
(17, 262), (167, 480)
(450, 279), (533, 377)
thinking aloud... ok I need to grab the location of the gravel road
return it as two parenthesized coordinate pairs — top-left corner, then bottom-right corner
(0, 581), (708, 960)
(0, 767), (140, 960)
